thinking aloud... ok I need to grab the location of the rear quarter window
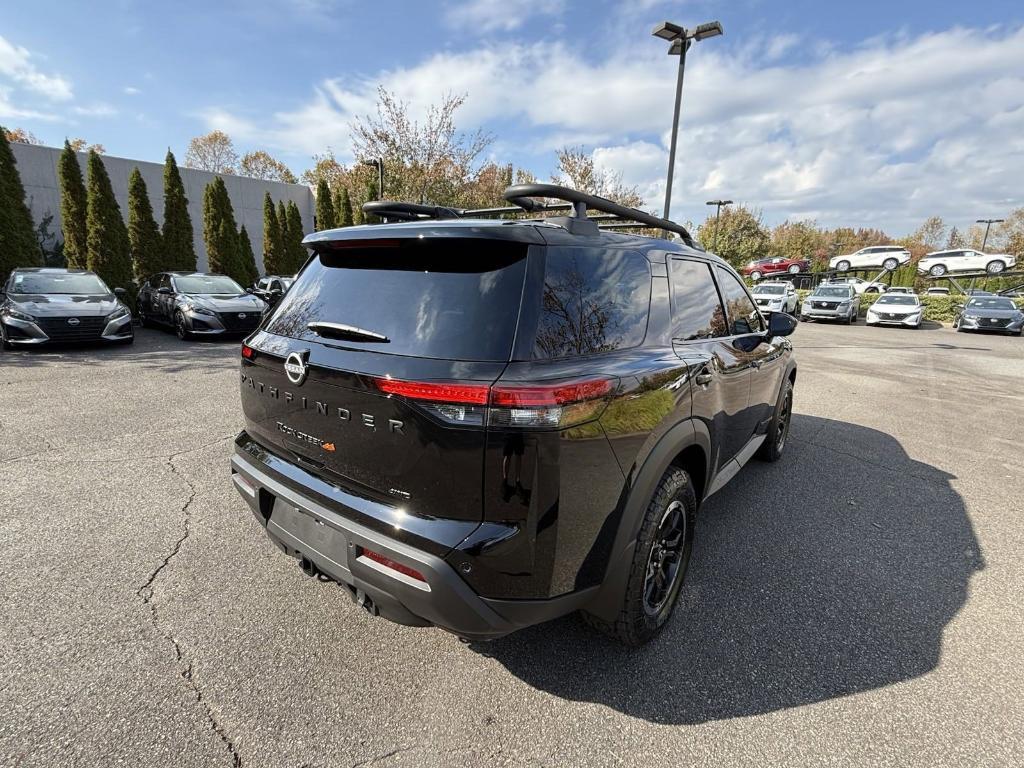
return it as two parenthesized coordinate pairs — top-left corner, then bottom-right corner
(531, 247), (651, 359)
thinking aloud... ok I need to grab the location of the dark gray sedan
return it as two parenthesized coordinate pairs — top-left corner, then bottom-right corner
(0, 268), (133, 349)
(954, 296), (1024, 335)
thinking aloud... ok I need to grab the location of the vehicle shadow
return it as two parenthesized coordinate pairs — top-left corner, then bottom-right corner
(0, 328), (241, 373)
(474, 415), (982, 724)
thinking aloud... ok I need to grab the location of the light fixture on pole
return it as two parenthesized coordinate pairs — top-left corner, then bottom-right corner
(976, 218), (1004, 252)
(706, 199), (732, 250)
(361, 158), (384, 200)
(652, 19), (723, 222)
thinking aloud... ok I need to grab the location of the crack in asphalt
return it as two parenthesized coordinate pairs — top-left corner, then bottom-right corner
(136, 437), (242, 768)
(350, 745), (419, 767)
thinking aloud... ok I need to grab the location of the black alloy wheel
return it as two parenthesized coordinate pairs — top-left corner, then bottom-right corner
(642, 500), (688, 616)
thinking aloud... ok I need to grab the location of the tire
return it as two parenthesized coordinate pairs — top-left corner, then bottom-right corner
(788, 264), (800, 274)
(750, 271), (762, 281)
(757, 379), (794, 462)
(986, 260), (1006, 274)
(865, 287), (879, 294)
(582, 467), (697, 647)
(836, 260), (851, 272)
(174, 311), (191, 340)
(883, 258), (899, 271)
(849, 308), (857, 324)
(929, 264), (947, 277)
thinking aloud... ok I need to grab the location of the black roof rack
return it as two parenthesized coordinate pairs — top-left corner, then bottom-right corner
(358, 183), (696, 246)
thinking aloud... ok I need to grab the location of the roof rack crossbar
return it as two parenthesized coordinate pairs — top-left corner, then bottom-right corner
(503, 183), (695, 245)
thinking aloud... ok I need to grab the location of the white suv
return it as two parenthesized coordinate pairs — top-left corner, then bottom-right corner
(750, 281), (798, 315)
(830, 246), (911, 273)
(916, 249), (1016, 277)
(825, 277), (887, 295)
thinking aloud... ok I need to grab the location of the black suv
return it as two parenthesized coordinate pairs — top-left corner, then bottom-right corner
(230, 185), (797, 646)
(137, 271), (267, 340)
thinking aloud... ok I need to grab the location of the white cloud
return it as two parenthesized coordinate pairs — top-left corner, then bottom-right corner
(123, 86), (141, 96)
(0, 35), (72, 101)
(72, 102), (117, 117)
(444, 0), (567, 33)
(200, 24), (1024, 233)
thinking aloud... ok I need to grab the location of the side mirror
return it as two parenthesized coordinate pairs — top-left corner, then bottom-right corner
(157, 286), (171, 295)
(245, 287), (254, 294)
(768, 311), (797, 338)
(114, 287), (126, 296)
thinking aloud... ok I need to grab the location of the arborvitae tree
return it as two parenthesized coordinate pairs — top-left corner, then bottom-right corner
(162, 150), (196, 270)
(315, 178), (336, 230)
(127, 168), (162, 280)
(237, 224), (258, 285)
(361, 180), (379, 224)
(0, 126), (41, 280)
(57, 139), (88, 268)
(85, 150), (133, 292)
(285, 200), (307, 273)
(277, 199), (292, 268)
(262, 192), (285, 275)
(202, 177), (243, 282)
(334, 185), (354, 227)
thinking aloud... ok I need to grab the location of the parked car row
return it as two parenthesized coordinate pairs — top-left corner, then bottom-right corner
(0, 267), (296, 348)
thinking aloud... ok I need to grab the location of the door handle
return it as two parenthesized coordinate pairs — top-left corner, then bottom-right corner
(695, 372), (713, 386)
(751, 360), (762, 370)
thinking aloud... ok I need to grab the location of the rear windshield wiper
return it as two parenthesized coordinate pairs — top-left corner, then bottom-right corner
(307, 321), (390, 343)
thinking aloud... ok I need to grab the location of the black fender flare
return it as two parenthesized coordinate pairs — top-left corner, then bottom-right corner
(585, 417), (711, 621)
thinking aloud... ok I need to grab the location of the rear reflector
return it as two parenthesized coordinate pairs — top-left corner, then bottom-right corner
(359, 547), (427, 583)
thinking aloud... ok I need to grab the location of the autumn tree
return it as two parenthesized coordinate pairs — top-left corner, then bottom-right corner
(771, 220), (826, 264)
(185, 130), (238, 174)
(350, 87), (492, 205)
(202, 177), (243, 282)
(551, 147), (643, 208)
(85, 150), (133, 292)
(695, 205), (770, 267)
(333, 185), (353, 227)
(68, 138), (105, 154)
(240, 150), (297, 183)
(301, 150), (346, 190)
(911, 216), (947, 252)
(3, 127), (41, 145)
(262, 194), (285, 275)
(127, 168), (163, 280)
(0, 125), (41, 279)
(947, 226), (965, 249)
(162, 150), (197, 270)
(57, 139), (89, 268)
(238, 224), (258, 285)
(314, 178), (336, 230)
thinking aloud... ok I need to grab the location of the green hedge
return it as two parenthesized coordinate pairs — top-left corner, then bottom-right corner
(794, 290), (1024, 322)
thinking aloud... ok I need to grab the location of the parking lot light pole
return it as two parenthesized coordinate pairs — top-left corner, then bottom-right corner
(706, 199), (732, 250)
(362, 158), (384, 200)
(976, 218), (1004, 252)
(652, 20), (724, 221)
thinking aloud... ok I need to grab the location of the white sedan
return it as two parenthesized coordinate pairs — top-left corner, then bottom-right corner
(830, 246), (911, 273)
(866, 294), (923, 328)
(916, 249), (1017, 277)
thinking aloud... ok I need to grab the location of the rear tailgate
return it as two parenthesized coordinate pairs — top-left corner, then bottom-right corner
(240, 233), (532, 531)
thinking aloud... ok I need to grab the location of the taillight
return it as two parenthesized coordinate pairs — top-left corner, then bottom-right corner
(241, 343), (255, 359)
(373, 376), (616, 429)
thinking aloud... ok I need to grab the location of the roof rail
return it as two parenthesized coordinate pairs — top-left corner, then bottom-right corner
(358, 183), (696, 246)
(503, 183), (695, 246)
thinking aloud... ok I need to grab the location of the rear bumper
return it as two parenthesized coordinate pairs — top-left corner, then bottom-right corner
(230, 434), (590, 639)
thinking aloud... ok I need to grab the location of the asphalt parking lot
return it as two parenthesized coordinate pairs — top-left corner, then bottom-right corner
(2, 321), (1023, 768)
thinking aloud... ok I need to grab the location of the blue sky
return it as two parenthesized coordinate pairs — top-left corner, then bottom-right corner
(2, 0), (1022, 234)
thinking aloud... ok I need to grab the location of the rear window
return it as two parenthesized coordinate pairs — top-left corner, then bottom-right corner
(533, 247), (651, 359)
(264, 239), (528, 361)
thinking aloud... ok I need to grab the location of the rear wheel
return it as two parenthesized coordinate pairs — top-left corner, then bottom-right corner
(788, 264), (800, 274)
(583, 467), (696, 647)
(929, 264), (947, 277)
(986, 260), (1006, 274)
(883, 257), (899, 271)
(757, 379), (793, 462)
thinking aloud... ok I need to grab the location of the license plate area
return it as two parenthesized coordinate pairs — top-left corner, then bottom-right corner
(267, 500), (353, 582)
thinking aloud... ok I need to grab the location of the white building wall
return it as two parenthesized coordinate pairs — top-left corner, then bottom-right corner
(10, 142), (315, 276)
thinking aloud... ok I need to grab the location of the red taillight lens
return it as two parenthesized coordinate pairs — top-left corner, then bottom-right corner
(359, 547), (427, 583)
(241, 343), (255, 359)
(374, 375), (616, 430)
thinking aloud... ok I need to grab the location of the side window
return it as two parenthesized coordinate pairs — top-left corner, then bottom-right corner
(156, 274), (170, 290)
(714, 266), (764, 335)
(533, 248), (651, 359)
(257, 278), (269, 290)
(271, 280), (283, 292)
(668, 259), (728, 341)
